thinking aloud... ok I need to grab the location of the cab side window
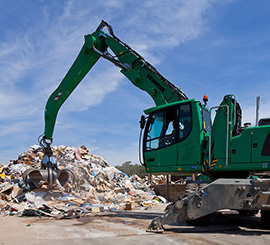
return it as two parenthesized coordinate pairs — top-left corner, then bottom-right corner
(145, 107), (176, 150)
(179, 104), (192, 141)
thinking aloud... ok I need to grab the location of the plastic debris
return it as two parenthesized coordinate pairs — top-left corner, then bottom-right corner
(0, 145), (168, 219)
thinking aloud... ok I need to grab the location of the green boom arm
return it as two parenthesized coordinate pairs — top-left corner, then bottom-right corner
(44, 21), (188, 140)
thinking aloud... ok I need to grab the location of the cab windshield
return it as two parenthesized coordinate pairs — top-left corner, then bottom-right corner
(144, 103), (192, 151)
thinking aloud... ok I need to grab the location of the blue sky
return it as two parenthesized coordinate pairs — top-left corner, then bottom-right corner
(1, 0), (270, 166)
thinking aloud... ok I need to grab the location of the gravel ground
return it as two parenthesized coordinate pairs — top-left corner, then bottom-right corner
(0, 204), (269, 245)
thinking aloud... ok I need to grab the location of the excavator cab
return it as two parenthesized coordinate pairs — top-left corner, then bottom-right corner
(142, 99), (210, 173)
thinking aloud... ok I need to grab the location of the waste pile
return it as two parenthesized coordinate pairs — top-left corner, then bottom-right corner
(0, 145), (167, 219)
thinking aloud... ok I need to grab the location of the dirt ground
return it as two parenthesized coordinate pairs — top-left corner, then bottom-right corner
(0, 204), (269, 245)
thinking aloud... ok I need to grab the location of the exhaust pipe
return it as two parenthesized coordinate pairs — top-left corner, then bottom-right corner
(256, 95), (260, 127)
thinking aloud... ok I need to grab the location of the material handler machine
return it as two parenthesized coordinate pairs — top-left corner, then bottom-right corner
(24, 21), (270, 231)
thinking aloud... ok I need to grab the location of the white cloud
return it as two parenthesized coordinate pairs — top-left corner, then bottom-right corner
(64, 66), (124, 112)
(0, 90), (39, 119)
(0, 35), (34, 87)
(0, 0), (219, 120)
(0, 0), (233, 164)
(113, 0), (217, 62)
(25, 0), (219, 115)
(0, 120), (34, 137)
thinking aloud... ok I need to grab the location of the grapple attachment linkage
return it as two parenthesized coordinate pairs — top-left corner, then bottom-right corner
(23, 137), (75, 188)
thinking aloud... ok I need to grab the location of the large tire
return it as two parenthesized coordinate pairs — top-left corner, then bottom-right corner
(261, 210), (270, 229)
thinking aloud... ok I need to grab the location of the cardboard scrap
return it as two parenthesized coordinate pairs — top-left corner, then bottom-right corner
(125, 202), (136, 211)
(0, 145), (169, 218)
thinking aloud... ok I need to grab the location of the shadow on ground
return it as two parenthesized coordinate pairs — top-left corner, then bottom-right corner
(75, 209), (270, 237)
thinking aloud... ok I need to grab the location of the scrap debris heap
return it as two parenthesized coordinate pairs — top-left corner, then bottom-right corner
(0, 145), (166, 219)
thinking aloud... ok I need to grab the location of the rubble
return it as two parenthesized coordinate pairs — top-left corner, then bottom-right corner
(0, 145), (168, 219)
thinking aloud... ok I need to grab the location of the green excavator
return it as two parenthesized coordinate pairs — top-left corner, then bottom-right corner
(23, 21), (270, 230)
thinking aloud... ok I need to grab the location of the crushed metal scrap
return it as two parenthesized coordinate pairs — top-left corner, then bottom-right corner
(0, 145), (167, 219)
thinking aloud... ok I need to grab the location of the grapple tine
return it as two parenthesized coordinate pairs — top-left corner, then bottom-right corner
(58, 171), (69, 187)
(23, 169), (34, 186)
(58, 169), (75, 187)
(23, 169), (44, 188)
(38, 169), (61, 188)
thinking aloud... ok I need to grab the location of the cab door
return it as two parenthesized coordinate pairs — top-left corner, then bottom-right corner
(176, 102), (203, 171)
(143, 106), (178, 172)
